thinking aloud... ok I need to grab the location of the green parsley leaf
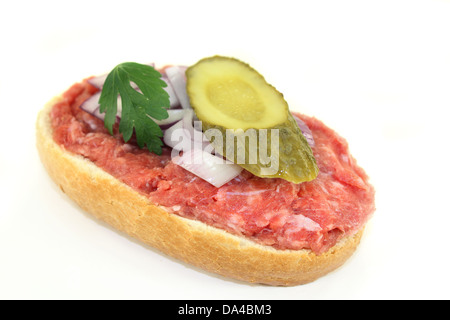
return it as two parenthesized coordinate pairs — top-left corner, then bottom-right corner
(99, 62), (170, 155)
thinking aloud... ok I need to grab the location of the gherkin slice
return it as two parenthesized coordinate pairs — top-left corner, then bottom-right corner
(186, 56), (318, 183)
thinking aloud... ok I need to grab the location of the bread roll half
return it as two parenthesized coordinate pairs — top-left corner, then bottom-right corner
(36, 97), (364, 286)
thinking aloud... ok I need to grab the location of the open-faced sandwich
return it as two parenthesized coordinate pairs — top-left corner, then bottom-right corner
(36, 56), (375, 285)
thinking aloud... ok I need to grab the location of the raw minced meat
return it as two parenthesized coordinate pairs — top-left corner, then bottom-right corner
(50, 78), (375, 254)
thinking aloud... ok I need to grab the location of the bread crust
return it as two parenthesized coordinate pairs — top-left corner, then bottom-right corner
(36, 97), (364, 286)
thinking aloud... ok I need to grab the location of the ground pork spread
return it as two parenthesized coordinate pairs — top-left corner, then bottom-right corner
(50, 78), (375, 254)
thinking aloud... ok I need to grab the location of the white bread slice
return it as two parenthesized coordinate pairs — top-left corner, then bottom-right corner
(36, 97), (364, 286)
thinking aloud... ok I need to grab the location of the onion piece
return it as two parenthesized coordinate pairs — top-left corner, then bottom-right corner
(80, 92), (105, 120)
(293, 115), (315, 147)
(161, 76), (180, 108)
(182, 109), (196, 138)
(163, 110), (212, 152)
(91, 107), (108, 121)
(153, 109), (185, 126)
(163, 120), (185, 149)
(172, 148), (242, 188)
(87, 74), (108, 89)
(165, 66), (192, 110)
(183, 109), (212, 152)
(80, 91), (101, 113)
(177, 66), (188, 78)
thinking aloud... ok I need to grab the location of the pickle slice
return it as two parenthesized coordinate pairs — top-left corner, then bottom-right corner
(186, 56), (318, 183)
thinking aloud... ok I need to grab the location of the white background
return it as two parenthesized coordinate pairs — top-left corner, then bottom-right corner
(1, 0), (449, 300)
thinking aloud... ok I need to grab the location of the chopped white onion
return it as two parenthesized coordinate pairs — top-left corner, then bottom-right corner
(153, 109), (186, 126)
(87, 74), (108, 89)
(163, 120), (188, 150)
(293, 115), (315, 147)
(80, 91), (101, 113)
(80, 92), (105, 120)
(163, 109), (212, 152)
(165, 66), (192, 110)
(177, 66), (188, 77)
(182, 109), (195, 138)
(172, 148), (242, 188)
(161, 76), (180, 108)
